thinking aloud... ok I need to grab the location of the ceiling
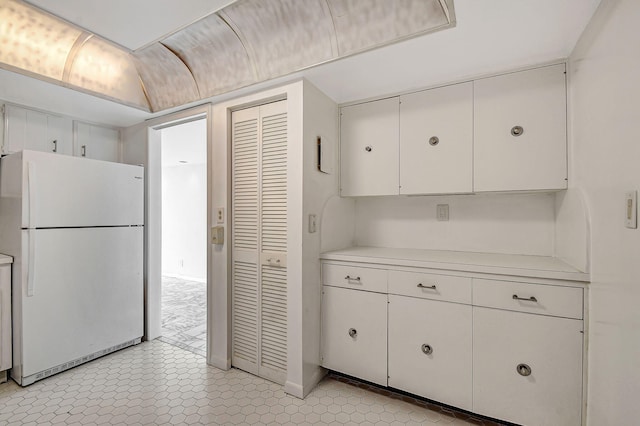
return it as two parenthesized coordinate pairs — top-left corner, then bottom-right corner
(24, 0), (235, 50)
(0, 0), (601, 128)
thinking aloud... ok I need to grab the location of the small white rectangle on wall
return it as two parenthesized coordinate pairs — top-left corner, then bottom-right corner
(625, 191), (637, 229)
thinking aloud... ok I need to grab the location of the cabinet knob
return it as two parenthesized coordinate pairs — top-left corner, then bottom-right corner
(511, 126), (524, 137)
(516, 363), (532, 376)
(348, 328), (357, 338)
(428, 136), (439, 146)
(365, 145), (372, 152)
(421, 344), (433, 355)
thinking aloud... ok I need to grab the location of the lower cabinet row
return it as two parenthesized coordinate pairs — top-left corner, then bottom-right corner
(321, 286), (583, 426)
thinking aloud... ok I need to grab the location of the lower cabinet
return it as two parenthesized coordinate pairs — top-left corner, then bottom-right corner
(320, 260), (586, 425)
(473, 307), (583, 426)
(388, 295), (472, 410)
(321, 286), (387, 386)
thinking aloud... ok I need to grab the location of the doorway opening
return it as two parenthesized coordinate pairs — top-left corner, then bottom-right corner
(158, 118), (207, 357)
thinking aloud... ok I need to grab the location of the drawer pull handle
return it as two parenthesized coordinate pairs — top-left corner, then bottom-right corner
(348, 328), (357, 338)
(512, 294), (538, 302)
(417, 283), (437, 290)
(421, 344), (433, 355)
(344, 275), (361, 282)
(517, 363), (532, 377)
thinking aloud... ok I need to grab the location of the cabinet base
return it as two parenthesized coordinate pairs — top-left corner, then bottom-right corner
(326, 371), (516, 426)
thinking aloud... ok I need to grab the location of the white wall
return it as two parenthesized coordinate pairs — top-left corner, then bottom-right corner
(354, 193), (556, 256)
(568, 0), (640, 423)
(160, 119), (207, 282)
(161, 164), (207, 281)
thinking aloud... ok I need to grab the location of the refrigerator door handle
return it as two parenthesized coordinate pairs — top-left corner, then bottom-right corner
(27, 230), (36, 297)
(27, 161), (36, 229)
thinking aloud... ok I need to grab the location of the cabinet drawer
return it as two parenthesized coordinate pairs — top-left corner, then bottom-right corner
(473, 307), (583, 426)
(321, 286), (387, 386)
(473, 278), (583, 319)
(322, 263), (387, 293)
(389, 295), (472, 410)
(388, 270), (471, 304)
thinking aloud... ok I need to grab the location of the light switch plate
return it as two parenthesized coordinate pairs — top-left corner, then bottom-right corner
(216, 208), (224, 224)
(625, 191), (637, 229)
(308, 214), (317, 233)
(211, 226), (224, 244)
(437, 204), (449, 221)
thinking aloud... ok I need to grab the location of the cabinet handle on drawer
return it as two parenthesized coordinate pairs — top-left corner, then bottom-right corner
(417, 283), (437, 290)
(348, 328), (357, 338)
(512, 294), (538, 302)
(421, 344), (433, 355)
(344, 275), (361, 282)
(517, 363), (532, 377)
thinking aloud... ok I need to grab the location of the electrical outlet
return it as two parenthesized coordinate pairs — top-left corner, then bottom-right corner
(217, 208), (224, 224)
(437, 204), (449, 221)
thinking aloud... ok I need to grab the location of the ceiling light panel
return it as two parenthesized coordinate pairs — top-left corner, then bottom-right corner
(221, 0), (336, 80)
(133, 43), (201, 111)
(327, 0), (449, 56)
(162, 13), (256, 99)
(67, 36), (148, 109)
(0, 0), (81, 80)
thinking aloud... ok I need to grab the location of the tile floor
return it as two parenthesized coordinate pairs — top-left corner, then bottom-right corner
(0, 340), (505, 425)
(159, 276), (207, 357)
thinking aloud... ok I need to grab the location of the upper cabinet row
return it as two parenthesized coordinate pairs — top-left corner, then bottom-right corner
(340, 64), (567, 196)
(2, 104), (120, 163)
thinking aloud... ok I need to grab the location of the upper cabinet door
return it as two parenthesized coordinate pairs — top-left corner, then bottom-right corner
(340, 97), (399, 196)
(400, 83), (473, 195)
(474, 64), (567, 192)
(75, 122), (120, 162)
(3, 105), (72, 155)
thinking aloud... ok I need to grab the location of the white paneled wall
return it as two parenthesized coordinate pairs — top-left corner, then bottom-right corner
(354, 193), (556, 256)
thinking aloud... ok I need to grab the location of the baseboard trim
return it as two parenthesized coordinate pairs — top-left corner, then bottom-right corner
(285, 367), (327, 399)
(208, 354), (231, 370)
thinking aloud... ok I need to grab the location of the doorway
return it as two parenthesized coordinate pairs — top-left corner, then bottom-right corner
(158, 119), (207, 357)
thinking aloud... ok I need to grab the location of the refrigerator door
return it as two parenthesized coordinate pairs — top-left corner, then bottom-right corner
(19, 150), (144, 228)
(17, 226), (143, 380)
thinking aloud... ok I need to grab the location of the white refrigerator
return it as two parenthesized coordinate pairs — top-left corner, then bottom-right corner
(0, 150), (144, 385)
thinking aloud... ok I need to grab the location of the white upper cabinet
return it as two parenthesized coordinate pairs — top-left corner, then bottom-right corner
(74, 122), (120, 162)
(399, 82), (473, 195)
(474, 64), (567, 192)
(3, 105), (72, 155)
(340, 97), (399, 196)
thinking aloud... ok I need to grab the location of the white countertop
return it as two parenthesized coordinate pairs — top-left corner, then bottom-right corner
(320, 247), (589, 282)
(0, 254), (13, 265)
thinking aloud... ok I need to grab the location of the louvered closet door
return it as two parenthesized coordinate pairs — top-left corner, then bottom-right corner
(231, 100), (288, 385)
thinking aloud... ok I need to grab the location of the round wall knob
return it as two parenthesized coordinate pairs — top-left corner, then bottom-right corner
(429, 136), (439, 146)
(365, 146), (372, 152)
(348, 328), (357, 338)
(421, 344), (433, 355)
(511, 126), (524, 137)
(517, 363), (532, 376)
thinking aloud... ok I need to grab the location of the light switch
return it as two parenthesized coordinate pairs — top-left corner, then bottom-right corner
(437, 204), (449, 221)
(308, 214), (317, 233)
(211, 226), (224, 244)
(625, 191), (637, 229)
(216, 208), (224, 224)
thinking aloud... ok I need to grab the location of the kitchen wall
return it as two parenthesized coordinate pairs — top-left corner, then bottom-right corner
(568, 0), (640, 423)
(161, 163), (207, 281)
(353, 193), (556, 256)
